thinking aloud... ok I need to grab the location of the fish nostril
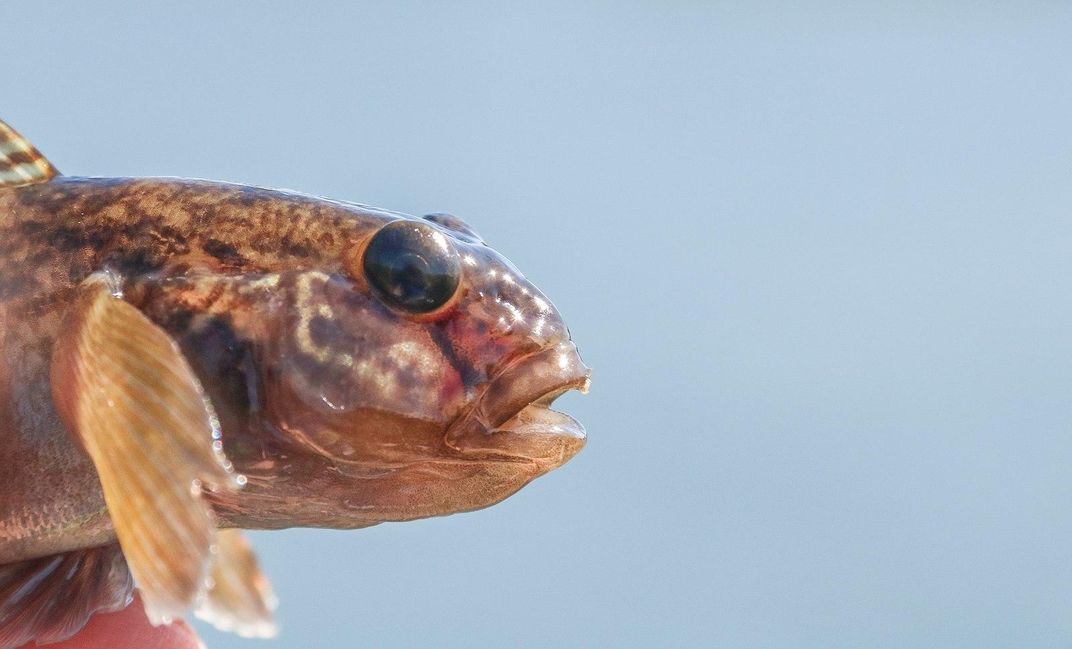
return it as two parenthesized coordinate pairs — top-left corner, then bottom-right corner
(422, 213), (485, 245)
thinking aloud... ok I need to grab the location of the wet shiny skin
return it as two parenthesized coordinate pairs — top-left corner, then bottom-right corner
(132, 205), (591, 530)
(0, 177), (589, 556)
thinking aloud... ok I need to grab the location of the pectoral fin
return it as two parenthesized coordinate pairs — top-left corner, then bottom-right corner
(0, 544), (133, 649)
(50, 271), (242, 625)
(195, 529), (278, 638)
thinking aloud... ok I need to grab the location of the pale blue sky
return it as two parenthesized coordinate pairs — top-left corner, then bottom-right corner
(7, 3), (1072, 647)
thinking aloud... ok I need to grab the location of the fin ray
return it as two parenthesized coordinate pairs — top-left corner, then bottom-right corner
(194, 529), (278, 638)
(50, 271), (241, 624)
(0, 544), (133, 649)
(0, 120), (58, 188)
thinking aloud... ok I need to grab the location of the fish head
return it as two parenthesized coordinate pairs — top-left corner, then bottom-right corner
(259, 211), (590, 522)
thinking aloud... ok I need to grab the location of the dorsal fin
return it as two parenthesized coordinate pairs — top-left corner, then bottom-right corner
(0, 119), (59, 188)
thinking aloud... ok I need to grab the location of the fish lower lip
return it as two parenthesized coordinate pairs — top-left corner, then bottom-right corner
(476, 378), (589, 466)
(502, 410), (584, 438)
(493, 393), (586, 440)
(481, 396), (586, 467)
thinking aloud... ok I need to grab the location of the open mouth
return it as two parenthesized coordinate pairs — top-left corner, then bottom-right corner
(445, 341), (591, 467)
(493, 385), (588, 439)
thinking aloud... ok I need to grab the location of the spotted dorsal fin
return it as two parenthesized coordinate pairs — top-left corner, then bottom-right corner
(0, 119), (59, 188)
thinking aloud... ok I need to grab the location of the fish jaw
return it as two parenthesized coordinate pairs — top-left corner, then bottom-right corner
(444, 340), (591, 472)
(212, 340), (591, 528)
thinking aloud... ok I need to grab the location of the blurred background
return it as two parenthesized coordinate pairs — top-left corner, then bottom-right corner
(7, 3), (1072, 648)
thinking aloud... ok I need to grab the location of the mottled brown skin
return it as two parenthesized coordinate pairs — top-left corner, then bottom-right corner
(0, 177), (587, 564)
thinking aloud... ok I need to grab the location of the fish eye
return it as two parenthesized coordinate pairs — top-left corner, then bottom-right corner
(362, 220), (462, 314)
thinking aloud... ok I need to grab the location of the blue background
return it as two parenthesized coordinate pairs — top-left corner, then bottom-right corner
(7, 3), (1072, 647)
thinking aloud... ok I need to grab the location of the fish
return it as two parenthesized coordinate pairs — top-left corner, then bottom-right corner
(0, 118), (590, 646)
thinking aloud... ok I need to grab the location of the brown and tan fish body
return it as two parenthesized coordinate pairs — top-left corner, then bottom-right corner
(0, 120), (589, 645)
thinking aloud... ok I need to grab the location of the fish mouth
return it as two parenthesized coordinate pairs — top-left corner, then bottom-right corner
(445, 340), (591, 469)
(493, 387), (586, 439)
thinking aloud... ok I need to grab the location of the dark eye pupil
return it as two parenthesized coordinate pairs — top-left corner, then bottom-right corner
(388, 253), (432, 300)
(363, 221), (461, 313)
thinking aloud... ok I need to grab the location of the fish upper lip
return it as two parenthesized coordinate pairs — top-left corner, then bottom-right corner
(444, 340), (590, 462)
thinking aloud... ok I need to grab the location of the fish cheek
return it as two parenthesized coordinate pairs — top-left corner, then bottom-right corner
(266, 273), (465, 462)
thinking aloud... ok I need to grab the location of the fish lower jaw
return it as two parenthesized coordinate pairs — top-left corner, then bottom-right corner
(443, 399), (587, 471)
